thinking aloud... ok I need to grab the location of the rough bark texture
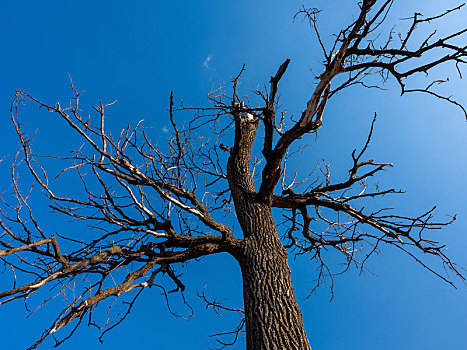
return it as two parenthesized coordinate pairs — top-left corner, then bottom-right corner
(237, 205), (311, 350)
(227, 114), (311, 350)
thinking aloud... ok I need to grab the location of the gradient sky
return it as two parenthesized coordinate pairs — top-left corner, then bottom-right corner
(1, 1), (466, 349)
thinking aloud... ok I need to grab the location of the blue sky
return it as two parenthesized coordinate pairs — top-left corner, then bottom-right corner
(1, 1), (466, 349)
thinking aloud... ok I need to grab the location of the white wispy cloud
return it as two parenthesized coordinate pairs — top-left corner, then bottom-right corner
(162, 126), (169, 133)
(202, 54), (212, 69)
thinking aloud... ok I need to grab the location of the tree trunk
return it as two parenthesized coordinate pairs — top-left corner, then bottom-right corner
(236, 204), (311, 350)
(227, 113), (311, 349)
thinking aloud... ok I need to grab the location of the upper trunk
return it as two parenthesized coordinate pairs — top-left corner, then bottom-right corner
(226, 113), (311, 349)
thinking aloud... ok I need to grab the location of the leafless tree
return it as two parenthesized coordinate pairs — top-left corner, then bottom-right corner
(1, 2), (466, 349)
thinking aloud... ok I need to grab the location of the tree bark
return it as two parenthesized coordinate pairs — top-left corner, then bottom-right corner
(235, 204), (311, 350)
(227, 112), (311, 349)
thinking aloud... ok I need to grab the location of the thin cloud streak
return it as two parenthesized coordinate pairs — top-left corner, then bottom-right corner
(202, 54), (212, 69)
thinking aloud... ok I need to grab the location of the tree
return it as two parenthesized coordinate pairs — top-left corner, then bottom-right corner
(1, 1), (466, 349)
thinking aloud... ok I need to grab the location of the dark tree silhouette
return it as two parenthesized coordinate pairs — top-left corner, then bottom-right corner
(1, 1), (466, 349)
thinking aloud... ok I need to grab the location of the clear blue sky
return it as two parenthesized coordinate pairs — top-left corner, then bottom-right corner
(1, 1), (466, 349)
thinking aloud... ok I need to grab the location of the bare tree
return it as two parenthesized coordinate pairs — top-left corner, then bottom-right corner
(1, 1), (466, 349)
